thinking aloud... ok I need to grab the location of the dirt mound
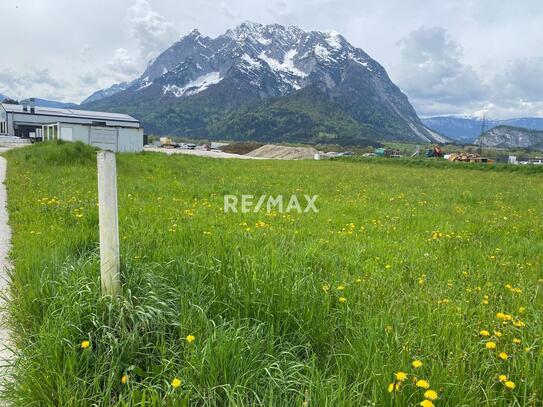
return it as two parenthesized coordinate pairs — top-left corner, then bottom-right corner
(246, 144), (318, 160)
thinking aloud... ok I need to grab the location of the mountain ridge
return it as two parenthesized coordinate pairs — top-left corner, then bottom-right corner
(475, 125), (543, 151)
(422, 116), (543, 143)
(81, 82), (131, 105)
(0, 96), (78, 109)
(82, 22), (447, 145)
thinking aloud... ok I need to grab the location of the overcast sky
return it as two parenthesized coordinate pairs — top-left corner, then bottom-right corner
(1, 0), (542, 118)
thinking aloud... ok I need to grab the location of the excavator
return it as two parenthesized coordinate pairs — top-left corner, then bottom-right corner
(426, 146), (444, 158)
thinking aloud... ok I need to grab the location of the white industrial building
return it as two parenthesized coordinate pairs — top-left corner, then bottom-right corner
(0, 100), (144, 152)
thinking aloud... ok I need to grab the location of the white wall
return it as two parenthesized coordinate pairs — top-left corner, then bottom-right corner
(59, 123), (91, 143)
(58, 123), (143, 152)
(60, 126), (73, 141)
(118, 127), (144, 152)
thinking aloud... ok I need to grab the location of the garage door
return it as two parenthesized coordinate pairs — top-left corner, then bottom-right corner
(90, 128), (118, 151)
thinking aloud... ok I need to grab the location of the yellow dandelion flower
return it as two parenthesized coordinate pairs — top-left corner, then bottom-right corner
(416, 379), (430, 389)
(494, 331), (503, 338)
(412, 360), (423, 368)
(504, 381), (515, 390)
(518, 306), (526, 313)
(395, 371), (408, 381)
(496, 312), (513, 321)
(479, 330), (490, 337)
(498, 352), (508, 360)
(513, 320), (525, 328)
(486, 341), (497, 350)
(338, 296), (347, 304)
(420, 400), (435, 407)
(512, 338), (521, 345)
(337, 285), (345, 291)
(424, 389), (438, 401)
(498, 374), (507, 382)
(121, 374), (128, 384)
(81, 340), (90, 349)
(171, 377), (182, 388)
(388, 382), (401, 392)
(186, 335), (196, 344)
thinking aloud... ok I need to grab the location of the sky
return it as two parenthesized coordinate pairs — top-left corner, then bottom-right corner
(1, 0), (542, 119)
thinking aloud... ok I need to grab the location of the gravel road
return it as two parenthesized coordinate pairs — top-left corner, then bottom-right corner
(143, 147), (264, 159)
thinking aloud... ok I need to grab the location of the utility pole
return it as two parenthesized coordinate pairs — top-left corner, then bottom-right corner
(479, 115), (486, 156)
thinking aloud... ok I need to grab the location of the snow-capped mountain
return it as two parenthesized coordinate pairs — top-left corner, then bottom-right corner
(84, 22), (446, 144)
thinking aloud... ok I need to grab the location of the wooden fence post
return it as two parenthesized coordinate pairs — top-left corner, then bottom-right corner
(97, 151), (121, 296)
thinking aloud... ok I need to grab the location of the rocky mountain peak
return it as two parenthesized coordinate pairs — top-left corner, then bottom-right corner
(83, 23), (447, 144)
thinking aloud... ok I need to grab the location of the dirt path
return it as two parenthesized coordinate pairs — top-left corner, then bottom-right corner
(0, 155), (12, 380)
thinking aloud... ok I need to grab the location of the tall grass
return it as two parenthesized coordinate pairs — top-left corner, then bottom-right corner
(1, 142), (542, 406)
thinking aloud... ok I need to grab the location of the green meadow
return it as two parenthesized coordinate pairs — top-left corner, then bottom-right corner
(2, 141), (542, 406)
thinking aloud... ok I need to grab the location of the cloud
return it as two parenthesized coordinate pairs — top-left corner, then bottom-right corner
(395, 26), (488, 106)
(80, 44), (91, 62)
(494, 57), (543, 102)
(125, 0), (179, 63)
(78, 71), (99, 87)
(77, 48), (140, 98)
(266, 1), (294, 23)
(107, 48), (140, 81)
(219, 1), (238, 19)
(394, 27), (543, 118)
(0, 68), (67, 100)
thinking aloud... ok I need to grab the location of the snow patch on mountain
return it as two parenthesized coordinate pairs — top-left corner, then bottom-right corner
(348, 52), (372, 70)
(325, 31), (342, 50)
(314, 44), (332, 61)
(163, 72), (222, 97)
(138, 77), (153, 90)
(259, 50), (307, 78)
(241, 54), (262, 68)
